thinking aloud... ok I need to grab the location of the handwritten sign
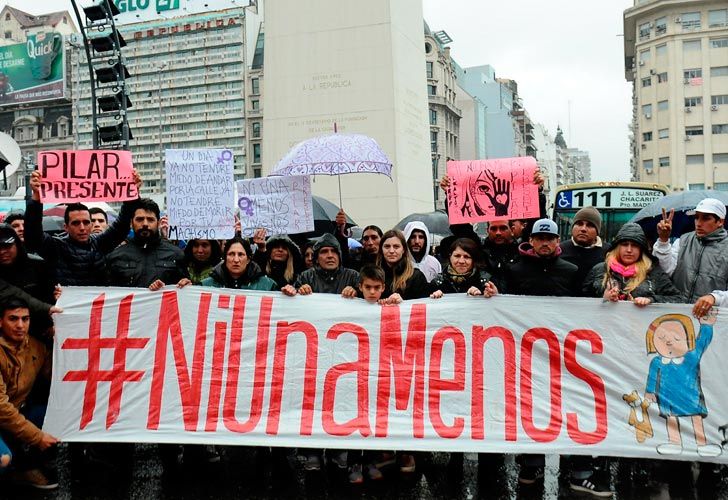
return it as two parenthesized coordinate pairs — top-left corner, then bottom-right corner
(446, 157), (539, 224)
(37, 150), (138, 203)
(165, 149), (235, 240)
(236, 175), (314, 237)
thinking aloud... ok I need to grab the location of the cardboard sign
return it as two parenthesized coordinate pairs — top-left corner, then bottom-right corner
(46, 288), (728, 463)
(165, 149), (235, 240)
(236, 175), (314, 237)
(446, 157), (539, 224)
(37, 150), (138, 203)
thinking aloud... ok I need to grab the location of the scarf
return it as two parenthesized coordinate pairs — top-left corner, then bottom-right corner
(446, 265), (476, 285)
(609, 257), (637, 278)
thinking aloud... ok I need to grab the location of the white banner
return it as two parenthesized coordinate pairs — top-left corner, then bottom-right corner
(165, 149), (236, 240)
(45, 287), (728, 463)
(236, 176), (314, 237)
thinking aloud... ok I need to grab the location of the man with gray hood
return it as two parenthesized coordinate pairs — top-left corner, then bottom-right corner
(403, 221), (441, 282)
(283, 233), (359, 296)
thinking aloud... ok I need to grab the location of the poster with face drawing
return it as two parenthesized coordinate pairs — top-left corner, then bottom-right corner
(446, 157), (540, 224)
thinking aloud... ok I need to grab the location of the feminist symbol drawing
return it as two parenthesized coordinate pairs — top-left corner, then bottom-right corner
(238, 197), (255, 216)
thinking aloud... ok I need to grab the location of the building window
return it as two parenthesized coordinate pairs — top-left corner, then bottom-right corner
(708, 9), (728, 27)
(4, 13), (10, 21)
(251, 78), (259, 95)
(252, 143), (261, 164)
(426, 61), (433, 79)
(642, 104), (653, 117)
(638, 22), (651, 40)
(683, 39), (701, 52)
(684, 68), (702, 80)
(713, 124), (728, 134)
(655, 44), (667, 57)
(4, 31), (11, 39)
(714, 153), (728, 163)
(655, 16), (667, 35)
(659, 157), (670, 167)
(430, 131), (437, 152)
(715, 182), (728, 191)
(428, 84), (436, 96)
(686, 154), (704, 165)
(639, 49), (651, 62)
(681, 12), (701, 30)
(712, 66), (728, 77)
(710, 37), (728, 48)
(62, 16), (68, 24)
(689, 183), (705, 190)
(658, 100), (669, 111)
(641, 77), (652, 87)
(253, 167), (261, 178)
(14, 127), (23, 141)
(658, 128), (669, 139)
(251, 99), (259, 111)
(642, 131), (653, 141)
(685, 96), (702, 107)
(685, 126), (704, 136)
(429, 109), (437, 125)
(657, 72), (668, 83)
(58, 122), (68, 137)
(251, 121), (260, 138)
(643, 159), (654, 171)
(712, 95), (728, 105)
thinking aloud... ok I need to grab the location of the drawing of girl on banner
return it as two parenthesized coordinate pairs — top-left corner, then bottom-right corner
(644, 311), (722, 457)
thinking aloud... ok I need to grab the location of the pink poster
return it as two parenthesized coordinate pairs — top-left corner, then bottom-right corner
(446, 157), (539, 224)
(36, 150), (138, 203)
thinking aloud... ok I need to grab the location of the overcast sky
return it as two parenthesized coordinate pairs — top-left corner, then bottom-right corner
(4, 0), (634, 180)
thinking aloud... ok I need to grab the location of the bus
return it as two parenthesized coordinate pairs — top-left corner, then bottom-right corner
(552, 182), (669, 242)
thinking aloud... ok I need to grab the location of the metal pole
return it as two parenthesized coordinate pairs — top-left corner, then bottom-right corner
(158, 63), (166, 194)
(69, 0), (99, 148)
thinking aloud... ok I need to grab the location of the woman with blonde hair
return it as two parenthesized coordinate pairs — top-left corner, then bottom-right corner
(376, 229), (429, 301)
(583, 223), (682, 305)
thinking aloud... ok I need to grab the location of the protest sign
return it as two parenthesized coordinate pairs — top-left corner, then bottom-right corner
(236, 175), (314, 237)
(46, 288), (728, 463)
(36, 150), (138, 203)
(166, 149), (235, 240)
(446, 157), (539, 224)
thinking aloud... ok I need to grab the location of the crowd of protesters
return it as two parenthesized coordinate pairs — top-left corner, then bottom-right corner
(0, 167), (725, 497)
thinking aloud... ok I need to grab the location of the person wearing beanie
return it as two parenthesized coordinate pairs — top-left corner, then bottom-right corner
(583, 222), (682, 305)
(282, 233), (359, 295)
(560, 206), (608, 291)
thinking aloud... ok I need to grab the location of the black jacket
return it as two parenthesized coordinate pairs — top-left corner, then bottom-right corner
(583, 262), (684, 303)
(559, 239), (609, 293)
(294, 266), (360, 294)
(430, 268), (495, 295)
(504, 243), (580, 297)
(382, 264), (429, 300)
(482, 239), (520, 280)
(24, 198), (137, 286)
(106, 235), (188, 287)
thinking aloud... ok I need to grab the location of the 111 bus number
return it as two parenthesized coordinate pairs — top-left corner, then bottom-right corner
(573, 191), (611, 207)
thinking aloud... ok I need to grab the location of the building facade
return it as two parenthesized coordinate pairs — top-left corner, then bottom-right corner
(71, 6), (263, 194)
(624, 0), (728, 191)
(0, 6), (76, 195)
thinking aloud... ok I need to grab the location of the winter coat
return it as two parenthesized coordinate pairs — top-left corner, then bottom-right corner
(0, 246), (55, 306)
(252, 234), (302, 288)
(403, 221), (442, 282)
(24, 198), (137, 286)
(430, 268), (494, 295)
(667, 229), (728, 302)
(106, 235), (188, 287)
(482, 238), (520, 281)
(559, 238), (609, 294)
(504, 243), (580, 297)
(583, 262), (684, 303)
(0, 335), (50, 446)
(201, 261), (277, 291)
(382, 264), (429, 300)
(294, 266), (360, 294)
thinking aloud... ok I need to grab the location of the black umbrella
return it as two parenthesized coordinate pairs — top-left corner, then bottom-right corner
(311, 195), (356, 232)
(395, 210), (453, 237)
(630, 190), (728, 241)
(42, 215), (65, 234)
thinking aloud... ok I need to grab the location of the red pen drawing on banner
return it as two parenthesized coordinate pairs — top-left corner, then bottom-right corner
(446, 157), (539, 224)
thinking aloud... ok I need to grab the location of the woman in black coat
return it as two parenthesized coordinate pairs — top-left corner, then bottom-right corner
(429, 237), (498, 298)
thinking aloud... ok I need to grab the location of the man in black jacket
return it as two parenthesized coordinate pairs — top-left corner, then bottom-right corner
(283, 233), (358, 297)
(558, 206), (608, 290)
(105, 198), (187, 289)
(25, 170), (141, 286)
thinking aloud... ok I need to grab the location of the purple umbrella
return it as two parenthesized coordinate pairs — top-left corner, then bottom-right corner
(270, 133), (393, 206)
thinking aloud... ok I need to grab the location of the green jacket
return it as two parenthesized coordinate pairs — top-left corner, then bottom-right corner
(200, 261), (277, 291)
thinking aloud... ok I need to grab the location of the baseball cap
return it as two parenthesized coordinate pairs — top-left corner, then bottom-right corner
(0, 224), (17, 245)
(687, 198), (726, 219)
(531, 218), (559, 237)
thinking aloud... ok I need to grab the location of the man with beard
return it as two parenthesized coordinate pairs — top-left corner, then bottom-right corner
(105, 198), (187, 289)
(559, 206), (608, 289)
(403, 221), (441, 281)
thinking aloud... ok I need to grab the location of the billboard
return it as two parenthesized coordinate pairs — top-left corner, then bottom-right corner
(0, 32), (65, 106)
(113, 0), (247, 24)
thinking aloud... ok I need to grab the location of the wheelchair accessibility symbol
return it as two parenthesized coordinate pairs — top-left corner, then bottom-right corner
(557, 192), (572, 209)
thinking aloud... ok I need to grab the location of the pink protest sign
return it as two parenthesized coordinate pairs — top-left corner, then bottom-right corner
(446, 157), (539, 224)
(36, 150), (138, 203)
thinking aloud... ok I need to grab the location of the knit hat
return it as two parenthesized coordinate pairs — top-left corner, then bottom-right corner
(612, 223), (648, 253)
(573, 206), (602, 234)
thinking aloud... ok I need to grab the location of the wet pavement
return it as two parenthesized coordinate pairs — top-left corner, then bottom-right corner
(4, 445), (728, 499)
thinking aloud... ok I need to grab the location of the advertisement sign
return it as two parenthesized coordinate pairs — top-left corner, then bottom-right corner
(113, 0), (243, 24)
(0, 32), (65, 106)
(45, 287), (728, 463)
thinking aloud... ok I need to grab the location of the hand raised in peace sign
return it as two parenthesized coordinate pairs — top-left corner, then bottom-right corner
(656, 207), (674, 242)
